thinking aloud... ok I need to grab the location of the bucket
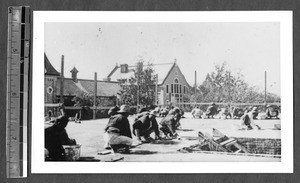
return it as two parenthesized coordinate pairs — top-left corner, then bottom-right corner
(63, 144), (81, 161)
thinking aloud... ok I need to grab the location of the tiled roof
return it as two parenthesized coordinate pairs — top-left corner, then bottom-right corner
(107, 63), (175, 85)
(79, 79), (121, 97)
(44, 53), (60, 76)
(56, 78), (121, 97)
(55, 78), (85, 96)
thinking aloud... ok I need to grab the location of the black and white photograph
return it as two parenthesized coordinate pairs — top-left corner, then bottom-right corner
(32, 11), (293, 173)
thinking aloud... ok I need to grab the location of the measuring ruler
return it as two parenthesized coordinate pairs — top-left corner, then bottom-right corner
(6, 6), (30, 178)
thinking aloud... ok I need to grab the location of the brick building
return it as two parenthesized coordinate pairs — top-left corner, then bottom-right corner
(107, 60), (192, 106)
(44, 53), (121, 106)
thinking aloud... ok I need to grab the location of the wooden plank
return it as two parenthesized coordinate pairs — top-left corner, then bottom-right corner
(203, 133), (230, 152)
(220, 138), (237, 146)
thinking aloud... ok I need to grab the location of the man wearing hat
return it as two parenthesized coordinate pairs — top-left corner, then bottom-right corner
(45, 115), (76, 161)
(103, 106), (120, 149)
(103, 105), (132, 153)
(168, 107), (182, 129)
(132, 110), (161, 143)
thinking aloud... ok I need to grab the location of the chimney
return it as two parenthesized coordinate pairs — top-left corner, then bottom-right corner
(120, 64), (128, 73)
(70, 67), (79, 82)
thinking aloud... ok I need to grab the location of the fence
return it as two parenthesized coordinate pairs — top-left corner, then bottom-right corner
(173, 102), (281, 112)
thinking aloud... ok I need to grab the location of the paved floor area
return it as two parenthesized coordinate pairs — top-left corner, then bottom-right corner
(65, 113), (281, 162)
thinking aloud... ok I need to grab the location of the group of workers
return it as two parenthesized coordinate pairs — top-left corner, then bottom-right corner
(44, 102), (280, 160)
(191, 103), (280, 130)
(191, 103), (279, 120)
(102, 105), (183, 153)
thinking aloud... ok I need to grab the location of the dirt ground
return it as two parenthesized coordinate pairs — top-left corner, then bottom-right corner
(65, 113), (281, 162)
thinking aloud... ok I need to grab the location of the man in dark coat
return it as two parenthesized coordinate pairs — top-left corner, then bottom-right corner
(133, 110), (161, 143)
(103, 105), (132, 153)
(205, 103), (218, 118)
(45, 115), (76, 161)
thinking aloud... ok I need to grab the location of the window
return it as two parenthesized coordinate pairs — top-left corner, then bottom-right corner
(171, 84), (173, 93)
(166, 85), (169, 93)
(180, 85), (182, 93)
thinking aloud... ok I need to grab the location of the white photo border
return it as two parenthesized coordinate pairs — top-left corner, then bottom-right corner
(32, 11), (293, 173)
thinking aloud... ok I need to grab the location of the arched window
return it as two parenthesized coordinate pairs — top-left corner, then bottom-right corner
(174, 79), (179, 93)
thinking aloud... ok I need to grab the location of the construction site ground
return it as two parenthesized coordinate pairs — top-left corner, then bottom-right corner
(66, 113), (281, 162)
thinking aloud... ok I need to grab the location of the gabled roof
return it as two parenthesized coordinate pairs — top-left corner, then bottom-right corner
(44, 53), (60, 76)
(56, 78), (121, 97)
(107, 62), (175, 85)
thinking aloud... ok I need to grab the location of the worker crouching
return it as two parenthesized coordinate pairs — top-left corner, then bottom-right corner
(45, 115), (76, 161)
(132, 110), (161, 143)
(159, 111), (179, 139)
(240, 110), (262, 130)
(103, 105), (133, 154)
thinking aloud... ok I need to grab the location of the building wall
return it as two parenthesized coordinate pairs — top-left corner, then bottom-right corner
(44, 75), (58, 104)
(159, 64), (190, 106)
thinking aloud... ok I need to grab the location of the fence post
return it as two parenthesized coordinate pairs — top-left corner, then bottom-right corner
(93, 72), (97, 119)
(60, 55), (64, 103)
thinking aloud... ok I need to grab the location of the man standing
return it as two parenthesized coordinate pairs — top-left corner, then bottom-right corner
(103, 105), (133, 153)
(133, 110), (161, 143)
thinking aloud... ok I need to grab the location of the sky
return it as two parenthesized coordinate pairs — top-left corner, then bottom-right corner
(45, 22), (280, 96)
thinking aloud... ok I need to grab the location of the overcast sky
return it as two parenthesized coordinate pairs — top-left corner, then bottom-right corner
(45, 22), (280, 95)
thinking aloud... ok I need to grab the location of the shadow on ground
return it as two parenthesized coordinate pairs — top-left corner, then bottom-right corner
(177, 129), (194, 132)
(129, 150), (158, 155)
(77, 156), (101, 162)
(180, 136), (199, 140)
(151, 140), (180, 145)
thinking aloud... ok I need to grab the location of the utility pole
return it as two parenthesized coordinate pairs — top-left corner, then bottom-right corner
(60, 55), (64, 103)
(93, 72), (97, 120)
(228, 72), (231, 102)
(265, 71), (267, 105)
(136, 62), (142, 111)
(194, 71), (197, 95)
(155, 74), (158, 105)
